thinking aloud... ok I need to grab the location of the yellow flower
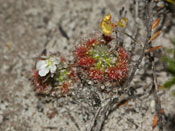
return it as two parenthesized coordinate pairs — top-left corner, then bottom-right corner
(101, 13), (116, 36)
(118, 17), (128, 28)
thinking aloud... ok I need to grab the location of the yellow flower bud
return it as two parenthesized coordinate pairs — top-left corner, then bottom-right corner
(118, 17), (128, 28)
(101, 13), (116, 36)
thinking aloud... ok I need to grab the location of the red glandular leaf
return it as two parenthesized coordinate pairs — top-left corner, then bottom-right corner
(78, 56), (95, 67)
(88, 69), (103, 80)
(117, 60), (128, 68)
(86, 39), (97, 47)
(76, 46), (88, 57)
(69, 69), (76, 78)
(118, 47), (129, 60)
(33, 70), (47, 91)
(108, 66), (128, 80)
(69, 68), (78, 82)
(108, 47), (129, 81)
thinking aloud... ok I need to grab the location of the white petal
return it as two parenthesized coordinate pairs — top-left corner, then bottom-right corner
(53, 57), (61, 65)
(36, 60), (47, 70)
(49, 65), (56, 73)
(38, 68), (49, 77)
(40, 56), (48, 59)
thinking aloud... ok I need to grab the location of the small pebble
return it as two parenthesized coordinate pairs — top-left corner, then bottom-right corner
(150, 100), (155, 109)
(88, 80), (93, 85)
(0, 115), (3, 124)
(101, 85), (105, 90)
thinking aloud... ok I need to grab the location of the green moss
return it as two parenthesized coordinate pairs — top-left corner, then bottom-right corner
(88, 44), (117, 71)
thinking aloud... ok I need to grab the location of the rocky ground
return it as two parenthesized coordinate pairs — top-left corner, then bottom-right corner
(0, 0), (175, 131)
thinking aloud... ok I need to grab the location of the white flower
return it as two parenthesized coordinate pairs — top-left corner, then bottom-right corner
(36, 56), (61, 77)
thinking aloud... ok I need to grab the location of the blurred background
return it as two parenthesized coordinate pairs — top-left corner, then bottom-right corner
(0, 0), (175, 131)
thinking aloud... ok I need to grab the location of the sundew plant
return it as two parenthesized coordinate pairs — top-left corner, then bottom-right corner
(33, 13), (130, 96)
(32, 1), (171, 130)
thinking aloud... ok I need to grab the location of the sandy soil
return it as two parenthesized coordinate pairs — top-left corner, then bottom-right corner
(0, 0), (175, 131)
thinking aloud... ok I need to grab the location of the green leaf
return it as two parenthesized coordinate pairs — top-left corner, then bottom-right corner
(164, 48), (175, 54)
(162, 56), (175, 74)
(164, 77), (175, 89)
(172, 90), (175, 96)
